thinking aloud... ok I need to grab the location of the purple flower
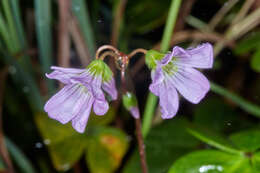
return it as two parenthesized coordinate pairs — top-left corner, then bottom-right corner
(129, 107), (140, 119)
(148, 43), (213, 119)
(44, 60), (117, 133)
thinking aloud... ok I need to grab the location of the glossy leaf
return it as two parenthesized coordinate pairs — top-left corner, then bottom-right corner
(230, 129), (260, 152)
(35, 113), (87, 171)
(168, 150), (252, 173)
(86, 127), (129, 173)
(124, 118), (199, 173)
(187, 126), (243, 155)
(250, 49), (260, 72)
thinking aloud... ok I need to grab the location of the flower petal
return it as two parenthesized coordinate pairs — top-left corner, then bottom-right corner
(158, 81), (179, 119)
(129, 107), (140, 119)
(149, 68), (164, 96)
(170, 67), (210, 104)
(72, 94), (94, 133)
(51, 66), (86, 73)
(46, 66), (87, 84)
(102, 78), (118, 100)
(93, 98), (109, 115)
(172, 43), (213, 69)
(44, 84), (77, 112)
(44, 84), (88, 124)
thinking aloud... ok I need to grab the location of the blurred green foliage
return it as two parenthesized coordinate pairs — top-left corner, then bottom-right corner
(0, 0), (260, 172)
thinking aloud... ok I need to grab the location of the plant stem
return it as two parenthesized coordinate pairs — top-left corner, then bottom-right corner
(57, 0), (71, 68)
(120, 54), (148, 173)
(161, 0), (182, 52)
(142, 0), (182, 138)
(135, 118), (148, 173)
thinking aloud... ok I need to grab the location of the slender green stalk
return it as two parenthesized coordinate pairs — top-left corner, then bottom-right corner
(35, 0), (55, 94)
(211, 82), (260, 118)
(187, 128), (243, 155)
(142, 0), (182, 137)
(10, 0), (27, 49)
(0, 14), (12, 50)
(186, 15), (207, 30)
(160, 0), (182, 53)
(2, 0), (20, 52)
(71, 0), (96, 58)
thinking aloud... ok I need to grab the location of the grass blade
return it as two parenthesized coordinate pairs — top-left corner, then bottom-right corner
(211, 82), (260, 118)
(71, 0), (96, 58)
(35, 0), (55, 93)
(5, 137), (36, 173)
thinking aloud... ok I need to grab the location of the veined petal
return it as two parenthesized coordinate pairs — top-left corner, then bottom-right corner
(172, 43), (213, 69)
(158, 81), (179, 119)
(51, 66), (86, 73)
(170, 67), (210, 104)
(71, 70), (93, 84)
(102, 78), (118, 100)
(46, 66), (87, 84)
(149, 68), (164, 96)
(44, 84), (77, 112)
(84, 75), (109, 115)
(72, 94), (94, 133)
(44, 84), (88, 124)
(91, 75), (103, 98)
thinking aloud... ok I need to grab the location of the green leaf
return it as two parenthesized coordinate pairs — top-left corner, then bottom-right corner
(88, 108), (116, 126)
(234, 31), (260, 55)
(168, 150), (252, 173)
(252, 151), (260, 171)
(187, 126), (243, 155)
(124, 118), (199, 173)
(250, 49), (260, 72)
(194, 98), (238, 132)
(5, 137), (36, 173)
(35, 113), (87, 171)
(86, 127), (129, 173)
(230, 129), (260, 152)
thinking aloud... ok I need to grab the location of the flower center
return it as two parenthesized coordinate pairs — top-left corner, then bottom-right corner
(162, 60), (178, 75)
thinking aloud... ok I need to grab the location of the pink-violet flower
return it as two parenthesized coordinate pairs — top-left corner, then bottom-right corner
(145, 43), (213, 119)
(44, 60), (117, 133)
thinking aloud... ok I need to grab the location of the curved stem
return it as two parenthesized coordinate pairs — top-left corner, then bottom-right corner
(98, 51), (119, 60)
(95, 45), (119, 59)
(127, 48), (147, 59)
